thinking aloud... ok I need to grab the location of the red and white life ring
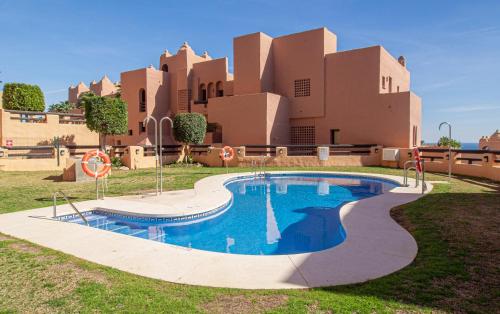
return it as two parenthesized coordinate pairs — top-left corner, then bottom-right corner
(219, 146), (235, 161)
(413, 147), (422, 173)
(81, 150), (112, 178)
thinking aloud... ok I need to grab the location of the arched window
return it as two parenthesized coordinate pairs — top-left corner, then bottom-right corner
(161, 64), (169, 72)
(216, 81), (223, 97)
(139, 89), (146, 112)
(207, 82), (214, 98)
(199, 84), (207, 101)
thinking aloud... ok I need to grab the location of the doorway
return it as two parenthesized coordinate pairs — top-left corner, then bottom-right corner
(330, 129), (340, 144)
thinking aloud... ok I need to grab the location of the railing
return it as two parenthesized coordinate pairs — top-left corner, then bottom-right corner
(190, 144), (210, 155)
(162, 145), (183, 156)
(244, 145), (277, 156)
(286, 145), (317, 156)
(110, 145), (129, 158)
(329, 144), (377, 156)
(141, 145), (182, 157)
(58, 115), (86, 124)
(52, 191), (88, 225)
(66, 145), (101, 157)
(1, 145), (54, 159)
(142, 145), (157, 157)
(419, 147), (500, 165)
(9, 113), (46, 123)
(5, 110), (86, 125)
(239, 144), (378, 157)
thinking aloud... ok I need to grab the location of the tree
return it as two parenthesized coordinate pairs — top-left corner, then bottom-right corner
(2, 83), (45, 111)
(81, 93), (128, 149)
(438, 136), (461, 149)
(173, 113), (207, 162)
(48, 101), (75, 113)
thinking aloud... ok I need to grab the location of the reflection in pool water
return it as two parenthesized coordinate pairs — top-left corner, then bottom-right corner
(62, 174), (397, 255)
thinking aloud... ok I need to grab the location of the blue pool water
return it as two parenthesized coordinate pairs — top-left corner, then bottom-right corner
(60, 174), (398, 255)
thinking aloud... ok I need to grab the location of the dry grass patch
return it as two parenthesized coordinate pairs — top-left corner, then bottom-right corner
(0, 233), (10, 241)
(0, 237), (110, 313)
(307, 301), (333, 313)
(430, 192), (500, 312)
(8, 241), (43, 254)
(202, 294), (288, 314)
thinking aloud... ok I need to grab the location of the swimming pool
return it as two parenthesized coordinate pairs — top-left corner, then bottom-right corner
(59, 173), (398, 255)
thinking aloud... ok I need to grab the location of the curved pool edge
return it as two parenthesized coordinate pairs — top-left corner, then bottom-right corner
(0, 171), (432, 289)
(83, 171), (410, 221)
(60, 171), (402, 224)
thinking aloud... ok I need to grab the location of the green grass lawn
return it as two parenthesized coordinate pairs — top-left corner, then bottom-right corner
(0, 166), (498, 313)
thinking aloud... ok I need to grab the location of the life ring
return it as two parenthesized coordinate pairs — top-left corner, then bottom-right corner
(413, 147), (422, 173)
(219, 146), (235, 161)
(81, 150), (112, 178)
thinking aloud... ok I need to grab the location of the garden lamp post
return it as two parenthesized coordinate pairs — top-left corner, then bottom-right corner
(159, 116), (174, 194)
(144, 116), (159, 195)
(439, 122), (452, 181)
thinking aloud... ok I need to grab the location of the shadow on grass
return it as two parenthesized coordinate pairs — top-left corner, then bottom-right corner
(42, 175), (63, 182)
(34, 196), (80, 202)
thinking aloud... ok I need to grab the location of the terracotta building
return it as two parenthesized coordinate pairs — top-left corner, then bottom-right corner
(69, 27), (422, 148)
(68, 75), (119, 104)
(479, 130), (500, 150)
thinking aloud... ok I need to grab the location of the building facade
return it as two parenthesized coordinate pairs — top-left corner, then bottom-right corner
(69, 27), (422, 148)
(479, 130), (500, 150)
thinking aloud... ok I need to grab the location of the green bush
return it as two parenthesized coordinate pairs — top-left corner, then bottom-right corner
(48, 101), (75, 113)
(173, 113), (207, 145)
(80, 93), (128, 149)
(2, 83), (45, 111)
(111, 156), (123, 168)
(437, 136), (461, 149)
(173, 113), (207, 163)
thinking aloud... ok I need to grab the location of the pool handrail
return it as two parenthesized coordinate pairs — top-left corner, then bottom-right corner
(52, 191), (89, 225)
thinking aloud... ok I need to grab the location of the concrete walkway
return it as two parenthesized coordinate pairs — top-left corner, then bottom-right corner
(0, 171), (431, 289)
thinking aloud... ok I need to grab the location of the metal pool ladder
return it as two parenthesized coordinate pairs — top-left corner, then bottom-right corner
(52, 191), (89, 225)
(252, 156), (267, 178)
(403, 160), (426, 194)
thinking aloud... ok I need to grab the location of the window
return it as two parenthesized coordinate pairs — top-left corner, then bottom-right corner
(216, 81), (224, 97)
(117, 140), (122, 146)
(294, 79), (311, 97)
(207, 123), (223, 143)
(139, 89), (146, 112)
(199, 84), (207, 101)
(388, 77), (393, 93)
(128, 129), (133, 136)
(330, 129), (340, 145)
(290, 126), (315, 145)
(381, 76), (386, 89)
(161, 64), (168, 72)
(139, 122), (146, 133)
(397, 86), (400, 92)
(207, 82), (214, 98)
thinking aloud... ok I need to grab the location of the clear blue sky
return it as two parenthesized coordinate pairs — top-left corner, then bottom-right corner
(1, 0), (499, 143)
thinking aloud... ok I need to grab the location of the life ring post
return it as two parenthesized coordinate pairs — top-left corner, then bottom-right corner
(219, 146), (235, 173)
(81, 149), (112, 199)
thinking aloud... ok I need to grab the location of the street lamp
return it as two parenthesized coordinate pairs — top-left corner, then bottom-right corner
(439, 122), (452, 181)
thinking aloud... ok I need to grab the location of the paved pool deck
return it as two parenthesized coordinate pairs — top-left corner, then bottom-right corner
(0, 171), (432, 289)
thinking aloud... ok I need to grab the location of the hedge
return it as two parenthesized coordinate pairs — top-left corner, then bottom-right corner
(2, 83), (45, 111)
